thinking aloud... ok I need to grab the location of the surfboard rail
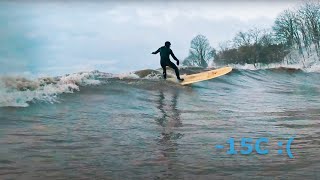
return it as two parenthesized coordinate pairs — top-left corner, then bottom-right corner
(179, 66), (232, 85)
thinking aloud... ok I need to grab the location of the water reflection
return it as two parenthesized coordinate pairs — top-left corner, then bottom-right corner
(156, 90), (183, 139)
(154, 90), (184, 179)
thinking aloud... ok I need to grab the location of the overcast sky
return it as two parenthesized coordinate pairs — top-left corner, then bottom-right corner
(0, 1), (304, 77)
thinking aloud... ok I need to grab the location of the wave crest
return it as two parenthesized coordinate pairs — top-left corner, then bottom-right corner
(0, 71), (106, 107)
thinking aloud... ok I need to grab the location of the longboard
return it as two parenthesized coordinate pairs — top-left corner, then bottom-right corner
(168, 66), (232, 85)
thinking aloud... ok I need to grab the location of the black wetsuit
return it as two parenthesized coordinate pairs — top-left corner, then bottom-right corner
(153, 46), (181, 79)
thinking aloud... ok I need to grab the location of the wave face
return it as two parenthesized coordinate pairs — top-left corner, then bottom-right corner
(0, 64), (319, 107)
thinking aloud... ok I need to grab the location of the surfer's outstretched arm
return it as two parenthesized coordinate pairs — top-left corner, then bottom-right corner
(170, 50), (178, 61)
(152, 48), (160, 54)
(170, 50), (180, 65)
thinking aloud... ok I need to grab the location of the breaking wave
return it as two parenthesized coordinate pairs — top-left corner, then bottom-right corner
(0, 71), (109, 107)
(1, 60), (319, 107)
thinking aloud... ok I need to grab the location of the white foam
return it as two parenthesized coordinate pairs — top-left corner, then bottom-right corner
(0, 71), (103, 107)
(144, 73), (162, 79)
(116, 72), (140, 80)
(228, 64), (260, 70)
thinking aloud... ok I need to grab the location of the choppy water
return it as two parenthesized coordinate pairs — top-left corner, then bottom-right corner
(0, 67), (319, 179)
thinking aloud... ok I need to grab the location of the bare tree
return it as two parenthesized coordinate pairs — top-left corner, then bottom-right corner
(296, 8), (312, 56)
(234, 28), (269, 47)
(233, 31), (252, 48)
(273, 2), (320, 62)
(273, 9), (308, 65)
(218, 40), (232, 52)
(259, 30), (274, 46)
(250, 28), (265, 45)
(273, 10), (300, 47)
(183, 35), (215, 68)
(299, 2), (320, 59)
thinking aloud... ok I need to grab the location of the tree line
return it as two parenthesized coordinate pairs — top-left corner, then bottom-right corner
(183, 1), (320, 68)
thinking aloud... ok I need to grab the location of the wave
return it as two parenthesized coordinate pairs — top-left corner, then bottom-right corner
(0, 63), (318, 107)
(0, 69), (172, 107)
(0, 71), (109, 107)
(228, 62), (320, 72)
(0, 67), (210, 107)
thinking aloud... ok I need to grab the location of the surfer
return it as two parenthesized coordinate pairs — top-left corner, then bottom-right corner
(152, 41), (184, 81)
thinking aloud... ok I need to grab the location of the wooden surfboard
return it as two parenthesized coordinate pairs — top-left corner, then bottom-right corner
(168, 66), (232, 85)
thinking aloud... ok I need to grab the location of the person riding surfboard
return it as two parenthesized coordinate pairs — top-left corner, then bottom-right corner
(152, 41), (184, 81)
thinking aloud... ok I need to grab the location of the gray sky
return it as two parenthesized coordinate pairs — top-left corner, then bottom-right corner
(0, 1), (304, 76)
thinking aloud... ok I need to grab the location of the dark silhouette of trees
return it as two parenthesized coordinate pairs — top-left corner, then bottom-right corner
(184, 2), (320, 67)
(214, 28), (288, 66)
